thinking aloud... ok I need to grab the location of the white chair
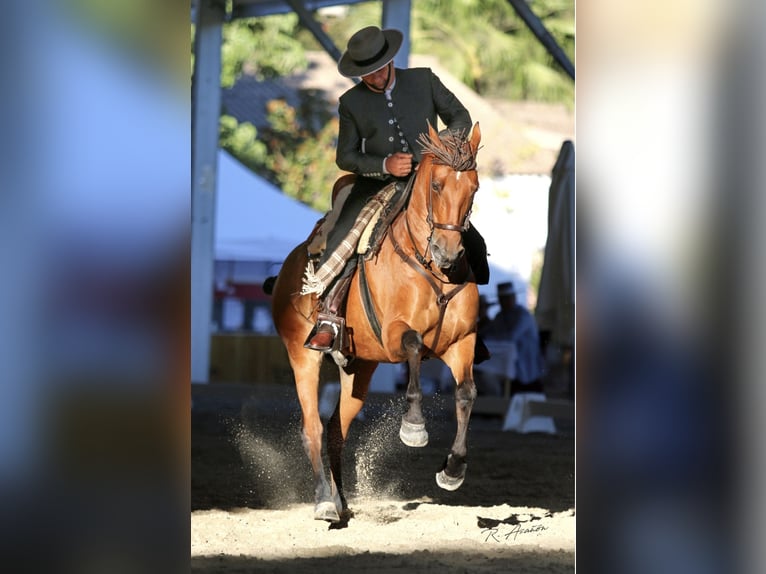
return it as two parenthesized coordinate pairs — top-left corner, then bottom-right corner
(502, 392), (556, 434)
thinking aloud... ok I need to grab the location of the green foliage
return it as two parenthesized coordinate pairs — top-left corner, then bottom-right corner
(263, 99), (339, 213)
(318, 2), (383, 48)
(68, 0), (189, 86)
(317, 0), (574, 102)
(218, 115), (268, 168)
(218, 93), (338, 213)
(213, 15), (339, 212)
(410, 0), (574, 102)
(220, 16), (308, 87)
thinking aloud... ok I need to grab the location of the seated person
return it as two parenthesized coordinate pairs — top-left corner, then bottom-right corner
(303, 25), (488, 353)
(479, 282), (545, 395)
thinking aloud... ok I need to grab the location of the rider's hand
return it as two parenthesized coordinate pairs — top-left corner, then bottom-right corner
(385, 152), (413, 177)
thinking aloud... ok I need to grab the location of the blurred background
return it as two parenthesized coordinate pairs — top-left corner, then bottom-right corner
(1, 0), (765, 572)
(189, 0), (575, 392)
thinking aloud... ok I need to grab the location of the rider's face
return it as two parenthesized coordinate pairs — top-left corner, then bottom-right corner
(361, 62), (393, 92)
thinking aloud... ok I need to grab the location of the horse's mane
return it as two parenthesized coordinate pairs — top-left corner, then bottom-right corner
(417, 128), (477, 172)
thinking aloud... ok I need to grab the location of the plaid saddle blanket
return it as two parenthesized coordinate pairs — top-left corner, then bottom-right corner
(300, 182), (398, 296)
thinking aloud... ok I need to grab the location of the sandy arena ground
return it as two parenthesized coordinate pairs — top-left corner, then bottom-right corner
(191, 382), (574, 573)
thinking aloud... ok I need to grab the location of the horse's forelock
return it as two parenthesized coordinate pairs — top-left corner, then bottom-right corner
(417, 130), (477, 172)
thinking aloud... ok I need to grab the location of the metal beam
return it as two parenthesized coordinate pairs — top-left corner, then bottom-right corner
(191, 0), (225, 383)
(285, 0), (343, 62)
(232, 0), (368, 19)
(382, 0), (411, 68)
(506, 0), (574, 80)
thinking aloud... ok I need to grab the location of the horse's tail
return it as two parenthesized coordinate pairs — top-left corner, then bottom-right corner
(263, 275), (278, 295)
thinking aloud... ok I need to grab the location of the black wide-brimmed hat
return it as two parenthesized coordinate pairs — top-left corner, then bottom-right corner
(338, 26), (403, 78)
(497, 282), (516, 297)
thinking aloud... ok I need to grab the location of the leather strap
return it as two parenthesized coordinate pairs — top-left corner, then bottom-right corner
(357, 256), (384, 345)
(390, 232), (467, 351)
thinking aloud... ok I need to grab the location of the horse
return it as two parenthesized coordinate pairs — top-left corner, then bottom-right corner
(269, 122), (482, 523)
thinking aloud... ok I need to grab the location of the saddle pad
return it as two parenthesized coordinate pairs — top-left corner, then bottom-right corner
(357, 184), (398, 254)
(300, 182), (397, 296)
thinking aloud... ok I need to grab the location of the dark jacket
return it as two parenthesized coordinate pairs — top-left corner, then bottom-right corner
(336, 67), (472, 179)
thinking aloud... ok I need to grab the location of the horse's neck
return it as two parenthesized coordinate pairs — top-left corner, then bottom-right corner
(391, 179), (430, 256)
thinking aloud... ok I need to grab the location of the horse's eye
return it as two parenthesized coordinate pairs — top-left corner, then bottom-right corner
(431, 181), (441, 193)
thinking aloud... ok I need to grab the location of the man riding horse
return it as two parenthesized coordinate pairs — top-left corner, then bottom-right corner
(305, 25), (489, 353)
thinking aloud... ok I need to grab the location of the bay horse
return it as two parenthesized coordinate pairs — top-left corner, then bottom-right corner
(269, 122), (482, 522)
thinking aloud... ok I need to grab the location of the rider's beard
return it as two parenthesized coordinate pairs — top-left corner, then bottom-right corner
(363, 62), (393, 93)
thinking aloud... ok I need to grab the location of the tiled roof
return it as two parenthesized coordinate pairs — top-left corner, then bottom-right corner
(221, 75), (303, 128)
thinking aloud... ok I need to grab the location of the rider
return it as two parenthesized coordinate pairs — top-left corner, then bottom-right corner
(305, 25), (489, 352)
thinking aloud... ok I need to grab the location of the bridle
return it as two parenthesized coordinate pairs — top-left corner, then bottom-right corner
(426, 170), (473, 233)
(403, 158), (474, 278)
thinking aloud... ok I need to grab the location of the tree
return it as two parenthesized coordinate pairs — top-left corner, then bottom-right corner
(213, 16), (341, 212)
(410, 0), (574, 102)
(220, 16), (307, 87)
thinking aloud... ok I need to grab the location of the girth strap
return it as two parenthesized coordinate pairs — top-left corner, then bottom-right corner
(357, 256), (384, 345)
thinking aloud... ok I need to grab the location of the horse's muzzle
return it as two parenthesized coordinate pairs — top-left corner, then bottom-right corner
(430, 241), (464, 269)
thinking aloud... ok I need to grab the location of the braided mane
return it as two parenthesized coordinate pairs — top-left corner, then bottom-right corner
(417, 128), (477, 172)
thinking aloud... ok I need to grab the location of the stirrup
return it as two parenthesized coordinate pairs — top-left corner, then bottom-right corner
(304, 319), (340, 352)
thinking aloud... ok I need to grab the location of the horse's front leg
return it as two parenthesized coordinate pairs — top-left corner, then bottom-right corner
(436, 335), (477, 490)
(397, 328), (429, 447)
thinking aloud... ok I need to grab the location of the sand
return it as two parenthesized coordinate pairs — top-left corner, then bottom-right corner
(191, 382), (574, 573)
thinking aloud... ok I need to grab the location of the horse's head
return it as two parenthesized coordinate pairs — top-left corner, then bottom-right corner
(415, 122), (481, 270)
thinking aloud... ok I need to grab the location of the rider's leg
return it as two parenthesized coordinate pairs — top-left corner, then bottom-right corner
(322, 179), (380, 260)
(305, 178), (381, 352)
(305, 265), (355, 351)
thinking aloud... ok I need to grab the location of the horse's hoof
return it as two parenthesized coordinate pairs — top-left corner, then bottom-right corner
(399, 419), (429, 447)
(314, 501), (340, 523)
(435, 464), (467, 491)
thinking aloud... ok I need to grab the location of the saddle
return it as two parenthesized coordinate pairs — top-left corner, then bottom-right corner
(306, 174), (357, 258)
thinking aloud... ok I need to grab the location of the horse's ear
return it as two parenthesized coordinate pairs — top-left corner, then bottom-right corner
(469, 122), (481, 155)
(427, 120), (441, 147)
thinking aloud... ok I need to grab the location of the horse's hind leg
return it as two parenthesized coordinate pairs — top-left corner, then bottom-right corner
(326, 360), (376, 518)
(290, 344), (342, 522)
(398, 329), (429, 447)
